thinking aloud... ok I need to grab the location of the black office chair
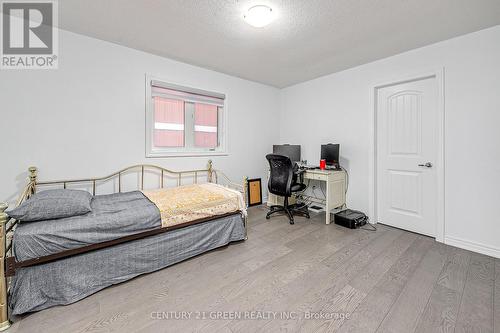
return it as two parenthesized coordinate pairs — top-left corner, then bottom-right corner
(266, 154), (310, 224)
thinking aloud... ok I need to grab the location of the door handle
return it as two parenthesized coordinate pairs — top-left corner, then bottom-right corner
(418, 162), (433, 168)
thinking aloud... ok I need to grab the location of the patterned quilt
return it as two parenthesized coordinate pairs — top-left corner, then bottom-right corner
(142, 183), (246, 228)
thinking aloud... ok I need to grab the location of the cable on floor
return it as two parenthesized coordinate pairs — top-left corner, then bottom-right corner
(360, 217), (377, 231)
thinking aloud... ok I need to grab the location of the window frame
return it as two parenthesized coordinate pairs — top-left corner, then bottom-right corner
(145, 75), (228, 158)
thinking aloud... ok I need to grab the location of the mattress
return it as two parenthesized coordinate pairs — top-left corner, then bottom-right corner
(13, 184), (246, 262)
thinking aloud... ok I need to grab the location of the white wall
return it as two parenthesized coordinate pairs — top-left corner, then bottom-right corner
(280, 26), (500, 257)
(0, 30), (279, 204)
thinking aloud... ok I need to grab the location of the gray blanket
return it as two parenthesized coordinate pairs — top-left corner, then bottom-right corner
(13, 191), (161, 261)
(9, 214), (245, 315)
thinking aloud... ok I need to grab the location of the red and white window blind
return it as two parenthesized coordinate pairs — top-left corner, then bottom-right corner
(153, 97), (184, 147)
(194, 103), (218, 148)
(147, 79), (226, 157)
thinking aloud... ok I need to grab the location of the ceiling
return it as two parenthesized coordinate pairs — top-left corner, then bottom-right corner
(58, 0), (500, 88)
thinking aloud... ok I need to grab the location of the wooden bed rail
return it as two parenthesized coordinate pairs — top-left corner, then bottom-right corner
(0, 160), (248, 328)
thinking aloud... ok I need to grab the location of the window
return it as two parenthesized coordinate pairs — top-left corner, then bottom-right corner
(146, 78), (227, 157)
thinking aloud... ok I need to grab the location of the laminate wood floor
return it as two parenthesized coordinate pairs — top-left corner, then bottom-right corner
(8, 206), (499, 333)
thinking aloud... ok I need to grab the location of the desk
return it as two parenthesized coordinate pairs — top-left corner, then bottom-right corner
(267, 169), (346, 224)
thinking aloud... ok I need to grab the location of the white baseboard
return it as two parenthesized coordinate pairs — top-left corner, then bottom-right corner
(444, 236), (500, 259)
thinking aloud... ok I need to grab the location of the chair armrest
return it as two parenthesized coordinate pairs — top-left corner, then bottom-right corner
(294, 169), (306, 175)
(294, 168), (306, 184)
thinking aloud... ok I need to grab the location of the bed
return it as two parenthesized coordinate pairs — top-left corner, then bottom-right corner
(0, 161), (248, 328)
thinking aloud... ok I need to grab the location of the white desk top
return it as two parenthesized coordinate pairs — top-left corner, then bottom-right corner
(303, 168), (344, 175)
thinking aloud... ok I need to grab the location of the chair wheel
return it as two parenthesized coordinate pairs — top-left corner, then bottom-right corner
(306, 215), (310, 219)
(289, 220), (294, 225)
(266, 215), (270, 219)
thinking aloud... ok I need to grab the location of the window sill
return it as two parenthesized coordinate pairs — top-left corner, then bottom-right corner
(146, 151), (229, 158)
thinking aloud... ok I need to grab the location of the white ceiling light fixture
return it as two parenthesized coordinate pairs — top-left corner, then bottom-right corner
(243, 5), (275, 28)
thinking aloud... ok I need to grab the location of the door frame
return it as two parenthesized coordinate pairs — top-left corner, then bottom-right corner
(368, 68), (445, 242)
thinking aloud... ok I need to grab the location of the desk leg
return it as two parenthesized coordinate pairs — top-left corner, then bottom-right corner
(325, 181), (331, 224)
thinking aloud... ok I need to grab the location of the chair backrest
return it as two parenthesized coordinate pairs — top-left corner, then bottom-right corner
(266, 154), (293, 197)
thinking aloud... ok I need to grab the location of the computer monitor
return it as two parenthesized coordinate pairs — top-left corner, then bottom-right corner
(321, 144), (340, 166)
(273, 144), (301, 163)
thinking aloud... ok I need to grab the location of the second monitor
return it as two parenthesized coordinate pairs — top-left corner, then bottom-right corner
(321, 144), (340, 167)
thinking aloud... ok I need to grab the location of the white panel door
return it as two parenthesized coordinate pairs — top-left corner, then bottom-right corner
(376, 76), (438, 237)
